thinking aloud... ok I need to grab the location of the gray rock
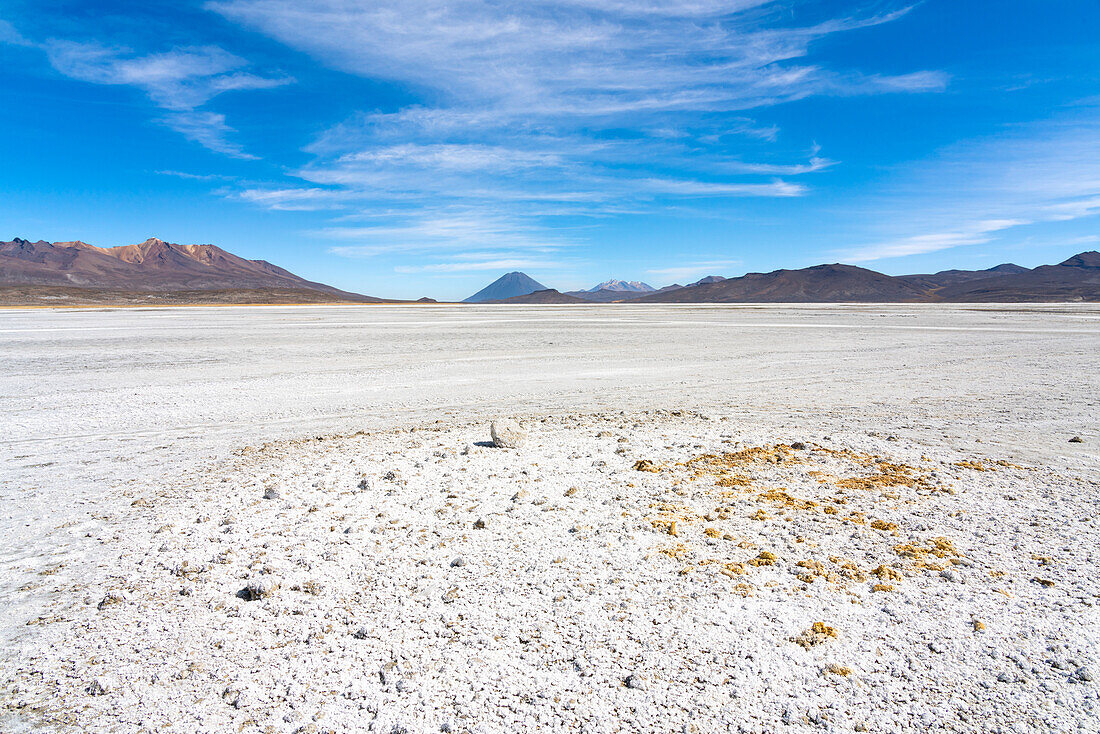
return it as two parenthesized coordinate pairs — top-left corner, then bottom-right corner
(491, 419), (527, 449)
(357, 476), (372, 491)
(87, 676), (117, 696)
(450, 557), (466, 567)
(625, 673), (647, 690)
(97, 590), (128, 610)
(1074, 665), (1094, 682)
(243, 578), (277, 601)
(263, 488), (281, 500)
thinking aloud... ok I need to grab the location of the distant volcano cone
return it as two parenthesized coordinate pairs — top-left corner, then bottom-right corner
(463, 272), (547, 302)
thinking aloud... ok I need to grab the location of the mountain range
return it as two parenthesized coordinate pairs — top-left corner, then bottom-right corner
(1, 237), (384, 305)
(485, 253), (1100, 304)
(4, 236), (1098, 306)
(565, 275), (724, 302)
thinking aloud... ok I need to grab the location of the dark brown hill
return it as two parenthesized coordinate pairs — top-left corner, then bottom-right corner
(637, 263), (929, 303)
(898, 263), (1029, 290)
(936, 251), (1100, 302)
(487, 289), (588, 304)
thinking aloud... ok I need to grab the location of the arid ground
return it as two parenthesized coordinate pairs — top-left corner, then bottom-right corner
(1, 304), (1097, 732)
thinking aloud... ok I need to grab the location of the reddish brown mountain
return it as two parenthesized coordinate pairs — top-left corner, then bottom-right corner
(0, 237), (383, 302)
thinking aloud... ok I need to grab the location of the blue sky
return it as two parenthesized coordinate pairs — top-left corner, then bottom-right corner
(2, 1), (1099, 300)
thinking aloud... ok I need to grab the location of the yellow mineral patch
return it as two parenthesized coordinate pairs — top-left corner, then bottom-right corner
(824, 663), (852, 676)
(793, 622), (837, 648)
(870, 519), (899, 532)
(757, 488), (818, 511)
(749, 551), (777, 567)
(656, 543), (689, 560)
(633, 459), (662, 473)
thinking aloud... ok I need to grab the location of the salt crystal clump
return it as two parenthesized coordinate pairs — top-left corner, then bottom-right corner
(491, 419), (526, 448)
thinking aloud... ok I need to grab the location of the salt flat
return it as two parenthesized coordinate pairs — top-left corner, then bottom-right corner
(0, 304), (1097, 732)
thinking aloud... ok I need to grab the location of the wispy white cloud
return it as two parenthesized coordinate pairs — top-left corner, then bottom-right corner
(838, 112), (1100, 263)
(844, 219), (1029, 263)
(208, 1), (939, 115)
(210, 0), (943, 269)
(156, 169), (237, 181)
(0, 19), (31, 46)
(9, 34), (291, 157)
(395, 258), (563, 273)
(43, 42), (289, 110)
(321, 209), (580, 257)
(160, 111), (258, 159)
(646, 260), (741, 282)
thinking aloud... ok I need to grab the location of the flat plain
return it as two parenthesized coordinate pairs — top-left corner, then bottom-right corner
(1, 304), (1097, 732)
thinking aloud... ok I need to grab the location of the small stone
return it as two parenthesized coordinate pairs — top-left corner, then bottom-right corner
(450, 557), (466, 567)
(1074, 665), (1095, 682)
(1069, 436), (1083, 443)
(87, 676), (117, 696)
(263, 488), (281, 500)
(243, 578), (277, 601)
(473, 518), (487, 529)
(790, 442), (807, 451)
(625, 674), (647, 690)
(357, 476), (372, 491)
(491, 419), (527, 449)
(353, 627), (370, 640)
(97, 590), (127, 610)
(940, 569), (961, 583)
(997, 672), (1012, 683)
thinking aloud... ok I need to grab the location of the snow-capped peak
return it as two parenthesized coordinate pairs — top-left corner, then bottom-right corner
(587, 279), (655, 293)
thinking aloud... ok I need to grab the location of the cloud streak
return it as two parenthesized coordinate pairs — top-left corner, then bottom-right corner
(210, 1), (944, 268)
(4, 27), (292, 157)
(839, 112), (1100, 263)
